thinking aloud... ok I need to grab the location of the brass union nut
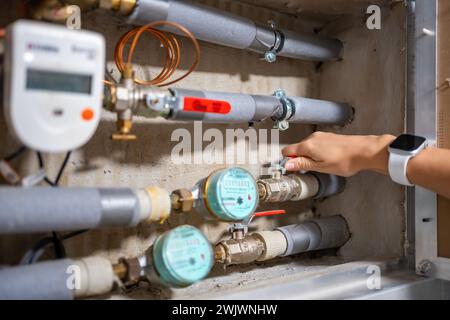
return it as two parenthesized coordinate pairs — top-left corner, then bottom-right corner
(171, 189), (195, 213)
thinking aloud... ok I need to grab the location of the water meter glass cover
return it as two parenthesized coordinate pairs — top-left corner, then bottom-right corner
(206, 167), (258, 221)
(153, 225), (214, 287)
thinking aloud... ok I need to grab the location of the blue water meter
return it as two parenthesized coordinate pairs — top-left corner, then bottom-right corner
(195, 167), (258, 221)
(152, 225), (213, 287)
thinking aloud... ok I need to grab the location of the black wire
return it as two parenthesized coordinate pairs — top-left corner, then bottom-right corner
(36, 152), (55, 186)
(20, 236), (55, 265)
(51, 231), (66, 259)
(34, 151), (73, 260)
(4, 146), (26, 162)
(54, 151), (72, 185)
(22, 152), (89, 264)
(21, 230), (89, 265)
(37, 151), (72, 186)
(62, 229), (89, 240)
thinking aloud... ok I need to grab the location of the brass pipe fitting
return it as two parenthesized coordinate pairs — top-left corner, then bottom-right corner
(113, 261), (128, 280)
(30, 0), (73, 23)
(257, 173), (320, 203)
(104, 64), (172, 141)
(113, 257), (142, 287)
(214, 235), (265, 265)
(99, 0), (136, 15)
(215, 230), (288, 266)
(171, 189), (195, 213)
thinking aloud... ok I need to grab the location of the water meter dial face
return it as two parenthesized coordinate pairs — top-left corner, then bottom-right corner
(205, 167), (258, 221)
(153, 225), (213, 287)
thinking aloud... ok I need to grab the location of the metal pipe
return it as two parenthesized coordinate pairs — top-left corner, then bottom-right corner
(0, 256), (114, 300)
(167, 88), (353, 126)
(0, 186), (171, 234)
(124, 0), (343, 62)
(257, 172), (346, 203)
(215, 215), (350, 265)
(104, 84), (353, 138)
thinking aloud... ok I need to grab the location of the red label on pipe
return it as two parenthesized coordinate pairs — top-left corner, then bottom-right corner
(254, 210), (286, 217)
(183, 97), (231, 114)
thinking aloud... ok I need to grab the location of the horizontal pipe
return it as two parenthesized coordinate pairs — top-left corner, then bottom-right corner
(0, 186), (171, 234)
(288, 96), (354, 126)
(257, 173), (346, 203)
(127, 0), (343, 61)
(0, 257), (114, 300)
(215, 216), (350, 265)
(168, 88), (353, 126)
(311, 173), (346, 199)
(276, 215), (350, 256)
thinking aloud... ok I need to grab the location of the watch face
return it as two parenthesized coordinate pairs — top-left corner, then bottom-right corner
(390, 134), (426, 152)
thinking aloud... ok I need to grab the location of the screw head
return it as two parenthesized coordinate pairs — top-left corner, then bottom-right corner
(275, 120), (289, 131)
(417, 259), (432, 275)
(264, 51), (277, 63)
(268, 20), (277, 29)
(274, 89), (286, 99)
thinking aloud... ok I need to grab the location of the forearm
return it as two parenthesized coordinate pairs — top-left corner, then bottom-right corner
(282, 133), (450, 199)
(407, 147), (450, 199)
(364, 136), (450, 198)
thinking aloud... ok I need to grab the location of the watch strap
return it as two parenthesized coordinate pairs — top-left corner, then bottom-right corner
(388, 152), (414, 186)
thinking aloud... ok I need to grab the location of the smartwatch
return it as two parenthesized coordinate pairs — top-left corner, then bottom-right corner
(388, 134), (427, 186)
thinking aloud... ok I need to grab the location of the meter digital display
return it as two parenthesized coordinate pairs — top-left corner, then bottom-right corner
(3, 20), (105, 153)
(152, 225), (213, 287)
(26, 69), (93, 95)
(198, 167), (258, 221)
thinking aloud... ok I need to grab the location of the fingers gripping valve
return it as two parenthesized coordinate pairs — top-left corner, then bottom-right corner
(257, 159), (346, 203)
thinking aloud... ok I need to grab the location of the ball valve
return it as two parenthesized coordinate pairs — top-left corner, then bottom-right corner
(215, 216), (350, 266)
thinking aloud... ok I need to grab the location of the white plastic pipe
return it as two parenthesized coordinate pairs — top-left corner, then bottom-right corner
(0, 256), (114, 300)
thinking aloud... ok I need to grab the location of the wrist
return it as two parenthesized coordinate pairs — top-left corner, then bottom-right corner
(406, 147), (432, 185)
(359, 135), (396, 174)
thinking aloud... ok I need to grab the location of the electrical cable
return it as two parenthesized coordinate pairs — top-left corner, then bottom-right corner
(20, 230), (88, 265)
(114, 21), (201, 87)
(53, 151), (72, 185)
(28, 151), (74, 261)
(4, 146), (26, 162)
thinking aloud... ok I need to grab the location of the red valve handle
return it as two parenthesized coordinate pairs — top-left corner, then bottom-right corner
(254, 210), (286, 217)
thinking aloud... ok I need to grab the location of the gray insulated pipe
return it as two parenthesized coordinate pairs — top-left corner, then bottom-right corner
(276, 215), (350, 256)
(0, 257), (115, 300)
(127, 0), (343, 61)
(169, 88), (353, 126)
(0, 186), (171, 234)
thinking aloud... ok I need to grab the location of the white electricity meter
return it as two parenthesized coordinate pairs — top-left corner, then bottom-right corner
(3, 20), (105, 153)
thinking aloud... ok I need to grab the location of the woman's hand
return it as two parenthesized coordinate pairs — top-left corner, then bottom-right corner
(281, 132), (396, 177)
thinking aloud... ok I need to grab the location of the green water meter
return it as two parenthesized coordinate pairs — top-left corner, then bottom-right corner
(194, 167), (259, 222)
(152, 225), (213, 287)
